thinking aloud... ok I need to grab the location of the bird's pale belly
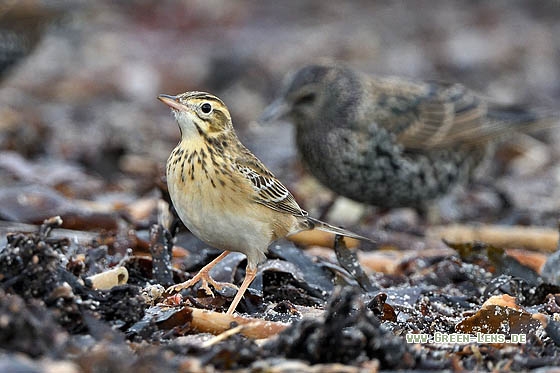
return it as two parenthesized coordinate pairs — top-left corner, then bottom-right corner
(166, 169), (271, 265)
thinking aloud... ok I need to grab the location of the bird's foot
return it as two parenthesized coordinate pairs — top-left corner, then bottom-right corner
(198, 275), (238, 296)
(166, 271), (238, 297)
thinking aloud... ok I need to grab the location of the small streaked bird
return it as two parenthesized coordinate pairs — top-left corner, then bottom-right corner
(262, 63), (558, 209)
(158, 91), (370, 315)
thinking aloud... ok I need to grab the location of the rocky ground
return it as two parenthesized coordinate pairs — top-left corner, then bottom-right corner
(1, 1), (560, 371)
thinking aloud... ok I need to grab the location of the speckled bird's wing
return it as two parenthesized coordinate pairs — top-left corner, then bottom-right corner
(367, 78), (488, 150)
(234, 147), (307, 217)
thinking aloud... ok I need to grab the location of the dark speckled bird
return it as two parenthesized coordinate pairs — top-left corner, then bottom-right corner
(262, 63), (558, 209)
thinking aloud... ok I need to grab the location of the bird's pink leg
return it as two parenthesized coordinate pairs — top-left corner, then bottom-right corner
(226, 265), (258, 315)
(166, 251), (238, 296)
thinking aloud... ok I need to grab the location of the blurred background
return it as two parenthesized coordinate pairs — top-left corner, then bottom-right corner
(1, 0), (560, 227)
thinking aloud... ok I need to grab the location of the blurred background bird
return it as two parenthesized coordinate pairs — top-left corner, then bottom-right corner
(262, 63), (559, 216)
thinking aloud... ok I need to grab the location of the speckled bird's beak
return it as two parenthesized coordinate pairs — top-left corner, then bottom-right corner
(158, 94), (186, 111)
(259, 98), (290, 123)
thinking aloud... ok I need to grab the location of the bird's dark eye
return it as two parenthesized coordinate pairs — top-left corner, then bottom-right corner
(201, 103), (212, 114)
(295, 93), (316, 106)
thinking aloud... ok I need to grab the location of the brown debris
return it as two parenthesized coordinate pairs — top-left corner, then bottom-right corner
(189, 307), (288, 339)
(456, 295), (542, 336)
(429, 224), (559, 253)
(358, 247), (457, 275)
(132, 304), (288, 339)
(367, 292), (397, 322)
(288, 229), (361, 248)
(505, 248), (548, 274)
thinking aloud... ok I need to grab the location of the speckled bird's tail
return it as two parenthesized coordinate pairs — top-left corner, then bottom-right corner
(306, 217), (373, 243)
(487, 104), (560, 134)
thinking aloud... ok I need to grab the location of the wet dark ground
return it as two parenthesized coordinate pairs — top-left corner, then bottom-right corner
(1, 1), (560, 372)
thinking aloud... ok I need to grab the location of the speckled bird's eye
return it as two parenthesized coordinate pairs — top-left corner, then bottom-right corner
(201, 103), (212, 114)
(295, 93), (316, 106)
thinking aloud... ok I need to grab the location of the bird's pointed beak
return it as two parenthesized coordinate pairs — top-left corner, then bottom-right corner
(259, 98), (290, 123)
(158, 94), (186, 111)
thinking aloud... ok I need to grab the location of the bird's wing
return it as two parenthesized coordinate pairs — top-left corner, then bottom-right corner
(234, 150), (306, 217)
(369, 78), (488, 150)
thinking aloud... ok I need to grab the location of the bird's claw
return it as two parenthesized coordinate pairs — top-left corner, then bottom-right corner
(164, 278), (197, 296)
(200, 277), (239, 296)
(165, 272), (238, 298)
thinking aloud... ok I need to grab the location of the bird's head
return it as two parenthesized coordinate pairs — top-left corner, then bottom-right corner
(158, 91), (233, 139)
(260, 63), (359, 126)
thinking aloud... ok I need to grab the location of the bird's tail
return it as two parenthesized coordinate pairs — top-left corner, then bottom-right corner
(451, 104), (560, 146)
(306, 217), (374, 243)
(486, 104), (560, 136)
